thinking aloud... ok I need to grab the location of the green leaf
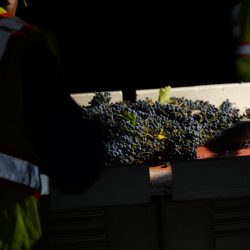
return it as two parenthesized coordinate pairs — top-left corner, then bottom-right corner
(159, 86), (171, 104)
(119, 111), (137, 126)
(156, 129), (166, 140)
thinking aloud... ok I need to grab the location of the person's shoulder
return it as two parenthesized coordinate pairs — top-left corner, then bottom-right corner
(0, 15), (47, 45)
(10, 21), (59, 55)
(23, 25), (55, 44)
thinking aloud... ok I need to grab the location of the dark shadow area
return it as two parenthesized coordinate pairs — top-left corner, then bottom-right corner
(18, 0), (240, 100)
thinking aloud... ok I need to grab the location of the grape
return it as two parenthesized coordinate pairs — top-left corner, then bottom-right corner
(89, 92), (111, 106)
(81, 92), (244, 168)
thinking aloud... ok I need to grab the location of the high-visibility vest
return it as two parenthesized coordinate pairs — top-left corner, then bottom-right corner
(0, 7), (50, 249)
(235, 0), (250, 81)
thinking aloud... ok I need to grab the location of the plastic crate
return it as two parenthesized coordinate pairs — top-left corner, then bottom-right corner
(49, 83), (250, 250)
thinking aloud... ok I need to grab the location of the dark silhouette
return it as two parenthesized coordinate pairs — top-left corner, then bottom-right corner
(21, 1), (239, 100)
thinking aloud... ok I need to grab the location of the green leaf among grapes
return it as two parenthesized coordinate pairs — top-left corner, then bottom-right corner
(119, 111), (137, 126)
(159, 86), (171, 104)
(156, 129), (165, 140)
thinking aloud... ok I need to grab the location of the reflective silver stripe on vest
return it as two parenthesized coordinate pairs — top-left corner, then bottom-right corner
(0, 16), (26, 60)
(40, 174), (50, 195)
(236, 44), (250, 56)
(0, 16), (26, 30)
(0, 152), (50, 194)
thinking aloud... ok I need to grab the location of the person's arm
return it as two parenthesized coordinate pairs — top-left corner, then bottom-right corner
(22, 30), (104, 193)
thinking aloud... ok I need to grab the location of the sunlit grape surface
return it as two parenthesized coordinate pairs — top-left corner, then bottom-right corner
(82, 92), (245, 167)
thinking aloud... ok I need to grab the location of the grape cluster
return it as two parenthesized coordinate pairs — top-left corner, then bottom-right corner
(81, 92), (243, 167)
(89, 91), (111, 106)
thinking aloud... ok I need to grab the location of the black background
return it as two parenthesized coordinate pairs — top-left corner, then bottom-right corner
(18, 0), (240, 100)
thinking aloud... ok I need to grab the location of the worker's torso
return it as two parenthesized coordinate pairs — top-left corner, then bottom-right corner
(0, 8), (50, 196)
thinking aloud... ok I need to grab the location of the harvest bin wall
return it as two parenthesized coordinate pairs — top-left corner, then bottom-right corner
(49, 83), (250, 250)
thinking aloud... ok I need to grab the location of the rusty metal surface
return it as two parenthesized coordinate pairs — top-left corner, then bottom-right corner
(149, 138), (250, 196)
(197, 145), (250, 159)
(149, 164), (172, 195)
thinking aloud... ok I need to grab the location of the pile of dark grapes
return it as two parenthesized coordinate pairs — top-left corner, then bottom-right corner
(81, 92), (243, 168)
